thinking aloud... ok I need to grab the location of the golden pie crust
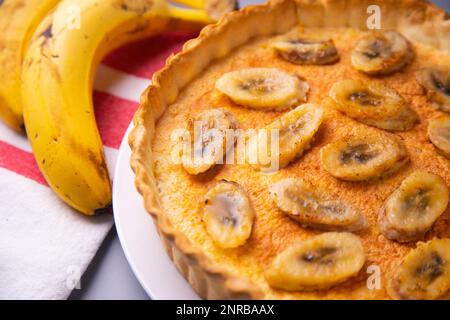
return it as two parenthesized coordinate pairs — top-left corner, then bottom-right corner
(129, 0), (450, 299)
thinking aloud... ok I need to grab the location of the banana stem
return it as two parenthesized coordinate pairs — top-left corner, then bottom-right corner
(169, 0), (206, 10)
(166, 5), (212, 23)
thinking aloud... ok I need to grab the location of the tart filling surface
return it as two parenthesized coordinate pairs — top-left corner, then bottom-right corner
(131, 0), (450, 300)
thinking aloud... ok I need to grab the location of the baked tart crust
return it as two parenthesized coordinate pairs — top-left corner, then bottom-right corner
(129, 0), (450, 299)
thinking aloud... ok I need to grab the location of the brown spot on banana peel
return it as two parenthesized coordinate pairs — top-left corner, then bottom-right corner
(66, 136), (110, 184)
(118, 0), (153, 15)
(30, 60), (109, 202)
(41, 24), (53, 40)
(87, 149), (110, 183)
(77, 149), (111, 209)
(57, 137), (111, 207)
(35, 26), (60, 69)
(38, 46), (63, 83)
(126, 21), (150, 35)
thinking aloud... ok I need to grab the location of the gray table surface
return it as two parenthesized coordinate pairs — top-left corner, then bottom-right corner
(70, 0), (450, 300)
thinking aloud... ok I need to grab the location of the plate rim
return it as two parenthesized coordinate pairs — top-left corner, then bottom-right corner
(112, 123), (200, 300)
(113, 124), (156, 299)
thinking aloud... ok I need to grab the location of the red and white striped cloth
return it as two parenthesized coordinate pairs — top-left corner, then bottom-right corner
(0, 32), (196, 299)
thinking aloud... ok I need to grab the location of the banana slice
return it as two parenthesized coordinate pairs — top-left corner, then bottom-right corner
(388, 238), (450, 300)
(320, 133), (409, 181)
(182, 108), (238, 175)
(215, 68), (309, 110)
(328, 79), (418, 131)
(247, 103), (323, 172)
(351, 31), (413, 75)
(203, 180), (255, 248)
(272, 36), (339, 65)
(428, 115), (450, 158)
(269, 178), (368, 232)
(416, 67), (450, 113)
(379, 171), (449, 243)
(265, 232), (365, 291)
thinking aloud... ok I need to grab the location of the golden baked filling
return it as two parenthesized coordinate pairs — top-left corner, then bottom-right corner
(130, 0), (450, 300)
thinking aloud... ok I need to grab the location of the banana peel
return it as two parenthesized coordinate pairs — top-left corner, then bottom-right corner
(171, 0), (238, 21)
(21, 0), (221, 215)
(0, 0), (61, 131)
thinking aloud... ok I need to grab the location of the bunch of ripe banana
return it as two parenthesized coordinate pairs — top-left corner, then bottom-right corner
(0, 0), (236, 215)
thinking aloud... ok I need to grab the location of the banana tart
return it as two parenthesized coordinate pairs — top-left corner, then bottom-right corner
(130, 0), (450, 299)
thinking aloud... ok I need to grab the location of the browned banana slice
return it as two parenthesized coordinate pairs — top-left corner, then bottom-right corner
(320, 133), (409, 181)
(215, 68), (309, 110)
(379, 171), (449, 243)
(417, 67), (450, 113)
(272, 36), (339, 65)
(328, 79), (418, 131)
(204, 180), (255, 248)
(428, 115), (450, 158)
(269, 178), (368, 232)
(247, 103), (323, 172)
(351, 31), (413, 75)
(265, 232), (365, 291)
(388, 238), (450, 300)
(182, 109), (238, 175)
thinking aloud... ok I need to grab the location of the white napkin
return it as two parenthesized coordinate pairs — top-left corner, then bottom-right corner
(0, 64), (149, 299)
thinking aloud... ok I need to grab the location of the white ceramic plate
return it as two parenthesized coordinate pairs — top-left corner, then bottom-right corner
(113, 124), (200, 300)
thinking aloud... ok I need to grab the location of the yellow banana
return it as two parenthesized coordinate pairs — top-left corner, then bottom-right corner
(171, 0), (237, 20)
(0, 0), (60, 131)
(22, 0), (212, 215)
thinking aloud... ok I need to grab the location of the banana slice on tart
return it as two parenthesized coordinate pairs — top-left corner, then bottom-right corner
(272, 36), (339, 65)
(328, 79), (418, 131)
(247, 103), (324, 172)
(320, 133), (409, 181)
(351, 30), (413, 75)
(269, 178), (368, 232)
(215, 68), (309, 110)
(265, 232), (365, 291)
(379, 171), (449, 243)
(203, 180), (255, 249)
(416, 67), (450, 113)
(428, 115), (450, 158)
(388, 238), (450, 300)
(182, 108), (238, 175)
